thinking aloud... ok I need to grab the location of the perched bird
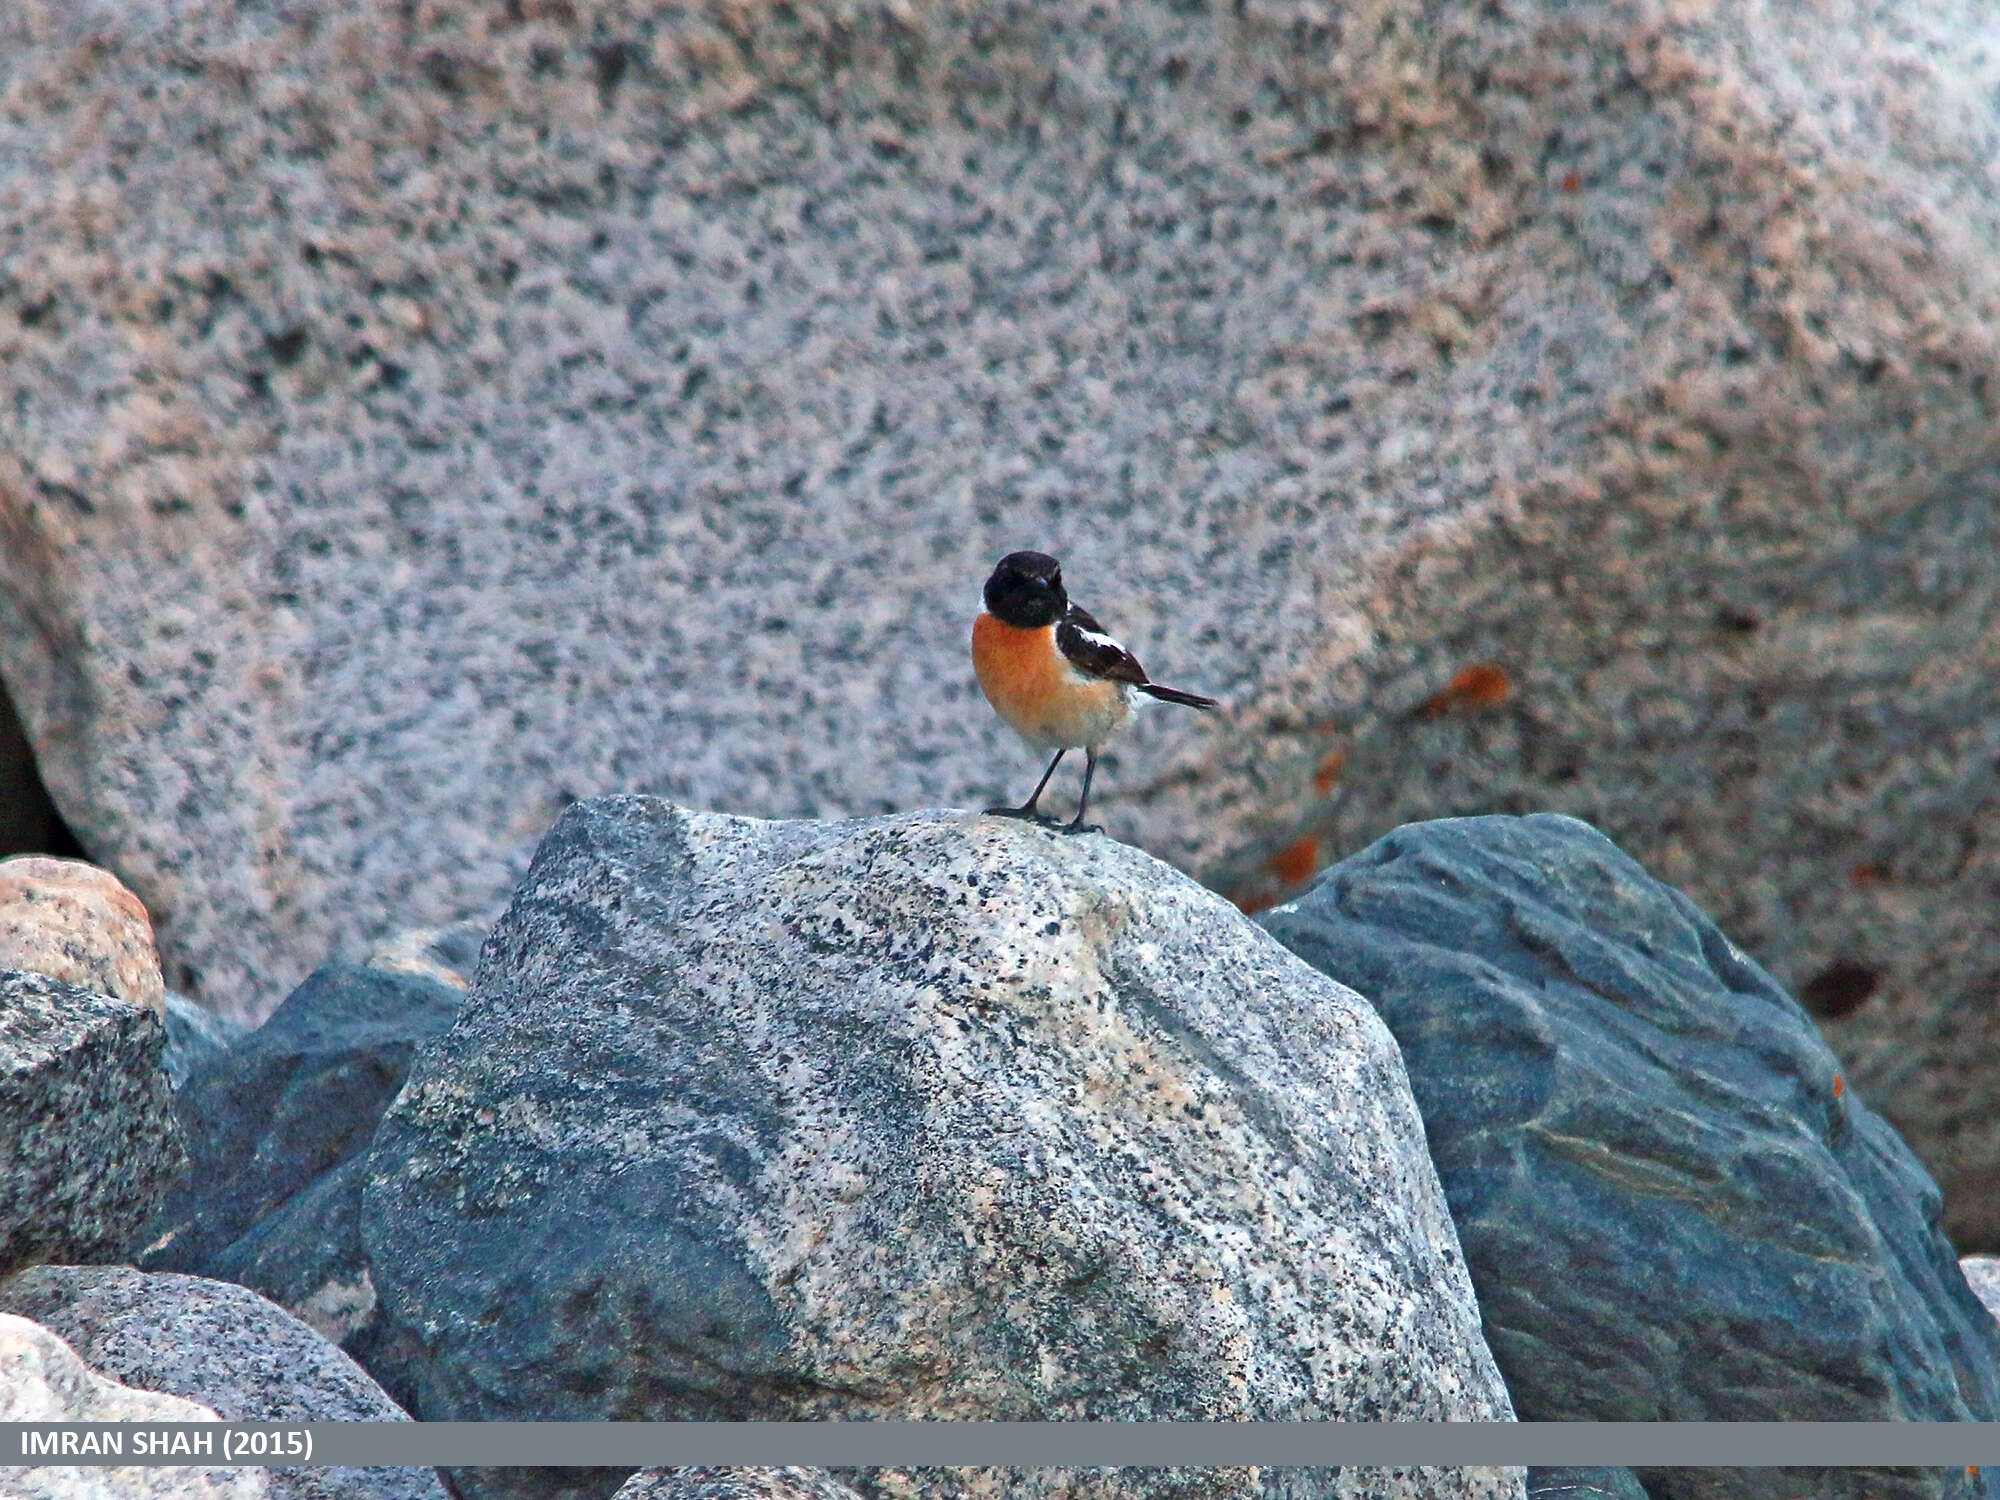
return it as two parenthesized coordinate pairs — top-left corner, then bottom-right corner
(971, 550), (1218, 833)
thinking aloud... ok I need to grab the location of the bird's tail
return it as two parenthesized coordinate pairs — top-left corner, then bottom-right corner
(1139, 682), (1220, 711)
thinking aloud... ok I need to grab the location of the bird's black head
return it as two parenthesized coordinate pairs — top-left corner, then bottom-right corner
(984, 551), (1068, 628)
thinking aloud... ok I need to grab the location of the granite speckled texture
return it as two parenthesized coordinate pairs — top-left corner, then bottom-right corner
(363, 796), (1517, 1500)
(0, 967), (185, 1274)
(0, 1310), (267, 1499)
(141, 961), (465, 1392)
(1260, 814), (2000, 1500)
(3, 3), (2000, 1250)
(614, 1476), (862, 1500)
(0, 1264), (445, 1500)
(0, 855), (165, 1016)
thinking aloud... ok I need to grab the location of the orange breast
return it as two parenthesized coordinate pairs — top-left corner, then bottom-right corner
(972, 613), (1129, 751)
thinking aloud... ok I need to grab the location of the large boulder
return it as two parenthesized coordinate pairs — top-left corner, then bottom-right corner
(0, 967), (184, 1273)
(0, 1264), (446, 1500)
(141, 960), (465, 1389)
(363, 796), (1517, 1500)
(1260, 814), (2000, 1500)
(0, 1310), (267, 1499)
(4, 8), (1999, 1251)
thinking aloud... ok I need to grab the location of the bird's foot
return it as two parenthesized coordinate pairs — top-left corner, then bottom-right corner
(984, 804), (1060, 827)
(1061, 820), (1103, 836)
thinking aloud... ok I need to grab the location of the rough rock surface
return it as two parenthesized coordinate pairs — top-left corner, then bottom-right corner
(0, 967), (185, 1274)
(1525, 1476), (1645, 1500)
(364, 796), (1516, 1500)
(614, 1477), (860, 1500)
(0, 855), (165, 1016)
(162, 989), (248, 1091)
(4, 11), (2000, 1247)
(0, 1264), (446, 1500)
(0, 1311), (266, 1499)
(1260, 814), (2000, 1500)
(142, 962), (465, 1383)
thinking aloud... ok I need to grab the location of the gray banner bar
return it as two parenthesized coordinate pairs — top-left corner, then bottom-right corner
(7, 1423), (2000, 1470)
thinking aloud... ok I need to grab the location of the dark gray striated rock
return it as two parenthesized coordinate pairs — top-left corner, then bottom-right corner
(1526, 1474), (1646, 1500)
(364, 796), (1519, 1500)
(162, 991), (247, 1091)
(0, 1264), (445, 1500)
(614, 1475), (860, 1500)
(141, 963), (464, 1389)
(0, 968), (185, 1274)
(1260, 814), (2000, 1500)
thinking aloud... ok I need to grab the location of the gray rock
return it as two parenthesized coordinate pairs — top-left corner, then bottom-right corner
(614, 1476), (860, 1500)
(364, 796), (1517, 1500)
(0, 968), (185, 1273)
(1259, 814), (2000, 1500)
(4, 9), (2000, 1258)
(162, 990), (247, 1091)
(0, 1264), (446, 1500)
(0, 1310), (266, 1498)
(141, 963), (465, 1393)
(1527, 1475), (1647, 1500)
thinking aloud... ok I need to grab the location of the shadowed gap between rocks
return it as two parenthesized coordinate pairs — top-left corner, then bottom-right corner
(0, 667), (84, 860)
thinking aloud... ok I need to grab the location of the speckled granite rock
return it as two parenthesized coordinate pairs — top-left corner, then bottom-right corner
(0, 855), (165, 1016)
(614, 1476), (860, 1500)
(1526, 1475), (1646, 1500)
(5, 13), (2000, 1258)
(141, 962), (465, 1390)
(0, 1310), (266, 1499)
(0, 1265), (445, 1500)
(0, 968), (185, 1274)
(363, 796), (1516, 1500)
(1260, 814), (2000, 1500)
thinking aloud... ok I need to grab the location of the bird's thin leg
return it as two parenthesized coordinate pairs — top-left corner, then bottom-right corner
(986, 749), (1066, 824)
(1063, 748), (1103, 835)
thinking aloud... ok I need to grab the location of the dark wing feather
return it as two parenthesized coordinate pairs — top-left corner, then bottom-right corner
(1056, 606), (1149, 685)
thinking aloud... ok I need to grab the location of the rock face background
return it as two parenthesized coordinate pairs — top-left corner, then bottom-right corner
(363, 797), (1514, 1500)
(3, 0), (1999, 1244)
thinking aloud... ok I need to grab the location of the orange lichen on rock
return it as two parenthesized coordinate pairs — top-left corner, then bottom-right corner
(1313, 747), (1348, 795)
(1269, 836), (1321, 887)
(1420, 663), (1514, 717)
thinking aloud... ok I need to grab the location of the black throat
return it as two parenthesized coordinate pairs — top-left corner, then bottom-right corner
(984, 553), (1068, 629)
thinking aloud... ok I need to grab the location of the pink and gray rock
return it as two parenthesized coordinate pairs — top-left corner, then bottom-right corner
(0, 1311), (266, 1500)
(363, 797), (1518, 1500)
(3, 0), (1998, 1241)
(0, 968), (184, 1274)
(0, 1264), (447, 1500)
(0, 855), (165, 1017)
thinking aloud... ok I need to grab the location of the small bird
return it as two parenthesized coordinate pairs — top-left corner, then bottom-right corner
(972, 550), (1218, 833)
